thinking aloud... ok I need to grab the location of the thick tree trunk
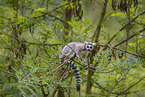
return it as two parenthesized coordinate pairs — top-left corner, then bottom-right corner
(57, 85), (65, 97)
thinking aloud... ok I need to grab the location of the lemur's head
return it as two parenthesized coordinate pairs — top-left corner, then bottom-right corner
(84, 42), (96, 51)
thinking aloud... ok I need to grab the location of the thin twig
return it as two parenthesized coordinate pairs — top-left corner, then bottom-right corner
(47, 13), (65, 23)
(44, 59), (69, 76)
(126, 88), (145, 94)
(24, 40), (63, 46)
(0, 68), (15, 77)
(50, 1), (73, 13)
(92, 78), (109, 93)
(51, 64), (69, 97)
(22, 73), (30, 81)
(59, 65), (69, 83)
(40, 59), (70, 78)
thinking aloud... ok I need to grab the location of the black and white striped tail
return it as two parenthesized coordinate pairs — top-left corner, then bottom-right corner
(71, 61), (81, 92)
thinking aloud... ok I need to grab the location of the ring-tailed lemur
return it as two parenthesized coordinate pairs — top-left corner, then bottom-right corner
(59, 42), (96, 92)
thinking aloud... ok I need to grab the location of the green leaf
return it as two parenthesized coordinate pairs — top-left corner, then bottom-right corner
(111, 12), (124, 17)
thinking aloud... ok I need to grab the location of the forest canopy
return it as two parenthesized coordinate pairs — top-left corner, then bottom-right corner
(0, 0), (145, 97)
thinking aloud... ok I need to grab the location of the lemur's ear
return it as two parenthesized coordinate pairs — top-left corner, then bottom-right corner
(85, 41), (87, 45)
(93, 43), (96, 47)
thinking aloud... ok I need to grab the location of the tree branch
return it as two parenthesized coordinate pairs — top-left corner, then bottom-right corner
(99, 44), (145, 58)
(51, 64), (68, 97)
(116, 76), (145, 96)
(24, 40), (62, 46)
(93, 0), (108, 42)
(47, 13), (65, 23)
(108, 10), (145, 44)
(113, 27), (145, 47)
(106, 70), (129, 97)
(113, 46), (145, 58)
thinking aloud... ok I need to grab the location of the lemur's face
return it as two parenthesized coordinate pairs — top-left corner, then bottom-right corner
(85, 42), (96, 51)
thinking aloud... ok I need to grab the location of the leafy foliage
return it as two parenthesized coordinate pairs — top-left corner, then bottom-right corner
(0, 0), (145, 97)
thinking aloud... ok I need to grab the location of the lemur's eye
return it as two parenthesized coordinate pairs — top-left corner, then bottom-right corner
(90, 46), (92, 49)
(87, 46), (89, 48)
